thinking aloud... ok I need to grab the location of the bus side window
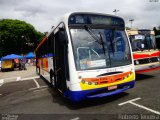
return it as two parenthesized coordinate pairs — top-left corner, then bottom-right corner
(48, 33), (54, 57)
(58, 27), (68, 45)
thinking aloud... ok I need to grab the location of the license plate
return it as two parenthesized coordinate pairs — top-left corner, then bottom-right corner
(108, 85), (117, 90)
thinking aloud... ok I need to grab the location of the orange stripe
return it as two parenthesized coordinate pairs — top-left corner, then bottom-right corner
(36, 36), (47, 51)
(82, 71), (131, 85)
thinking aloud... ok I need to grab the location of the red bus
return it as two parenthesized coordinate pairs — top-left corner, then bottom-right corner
(127, 29), (160, 73)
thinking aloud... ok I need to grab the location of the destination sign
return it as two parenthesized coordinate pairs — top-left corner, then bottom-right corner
(68, 13), (124, 27)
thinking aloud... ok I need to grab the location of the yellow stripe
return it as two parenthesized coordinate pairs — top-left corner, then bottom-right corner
(80, 73), (135, 90)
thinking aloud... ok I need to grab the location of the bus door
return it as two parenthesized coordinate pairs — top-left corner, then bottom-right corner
(54, 27), (68, 92)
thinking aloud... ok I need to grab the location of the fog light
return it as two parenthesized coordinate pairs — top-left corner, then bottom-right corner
(88, 82), (92, 85)
(95, 82), (98, 85)
(81, 80), (85, 84)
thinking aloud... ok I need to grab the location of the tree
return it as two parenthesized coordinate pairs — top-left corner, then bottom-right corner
(0, 19), (45, 57)
(153, 27), (160, 36)
(126, 26), (131, 30)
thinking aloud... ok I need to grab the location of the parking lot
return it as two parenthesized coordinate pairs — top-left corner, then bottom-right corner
(0, 66), (160, 120)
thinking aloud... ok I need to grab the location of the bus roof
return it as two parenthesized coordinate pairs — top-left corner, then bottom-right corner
(36, 12), (124, 52)
(48, 12), (124, 35)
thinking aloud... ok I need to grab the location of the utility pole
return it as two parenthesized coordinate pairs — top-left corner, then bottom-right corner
(129, 19), (134, 29)
(113, 9), (119, 15)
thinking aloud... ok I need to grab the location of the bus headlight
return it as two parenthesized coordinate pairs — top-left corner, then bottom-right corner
(81, 80), (98, 85)
(135, 60), (139, 65)
(92, 82), (98, 85)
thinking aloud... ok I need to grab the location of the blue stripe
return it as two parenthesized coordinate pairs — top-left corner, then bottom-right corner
(64, 81), (135, 102)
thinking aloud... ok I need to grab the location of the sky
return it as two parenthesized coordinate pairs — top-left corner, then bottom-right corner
(0, 0), (160, 33)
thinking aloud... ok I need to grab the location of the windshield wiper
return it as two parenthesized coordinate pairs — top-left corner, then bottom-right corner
(111, 29), (115, 55)
(84, 25), (106, 55)
(99, 32), (106, 55)
(106, 29), (115, 55)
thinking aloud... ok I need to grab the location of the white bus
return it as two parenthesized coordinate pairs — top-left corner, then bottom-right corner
(36, 12), (135, 101)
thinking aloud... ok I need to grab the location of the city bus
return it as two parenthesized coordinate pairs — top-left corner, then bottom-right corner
(127, 29), (160, 73)
(36, 12), (135, 101)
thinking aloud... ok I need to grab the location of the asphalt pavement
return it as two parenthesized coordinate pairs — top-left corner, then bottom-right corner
(0, 66), (160, 120)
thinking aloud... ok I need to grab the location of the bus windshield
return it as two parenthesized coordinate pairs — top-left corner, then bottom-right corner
(130, 34), (157, 51)
(70, 28), (132, 70)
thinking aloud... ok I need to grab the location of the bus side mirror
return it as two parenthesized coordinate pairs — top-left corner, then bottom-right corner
(59, 28), (68, 45)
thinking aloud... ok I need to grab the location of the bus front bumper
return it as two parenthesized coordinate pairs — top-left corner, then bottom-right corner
(135, 62), (160, 73)
(64, 81), (135, 102)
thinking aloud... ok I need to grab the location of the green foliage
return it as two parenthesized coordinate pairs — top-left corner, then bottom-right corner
(0, 19), (45, 57)
(153, 27), (160, 36)
(126, 26), (131, 30)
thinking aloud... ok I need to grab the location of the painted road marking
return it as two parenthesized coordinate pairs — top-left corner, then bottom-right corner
(28, 86), (48, 91)
(0, 76), (39, 83)
(119, 98), (160, 115)
(0, 79), (4, 86)
(20, 76), (40, 81)
(16, 77), (21, 81)
(2, 77), (17, 80)
(33, 78), (40, 88)
(118, 97), (141, 106)
(39, 86), (48, 89)
(33, 88), (48, 92)
(70, 117), (80, 120)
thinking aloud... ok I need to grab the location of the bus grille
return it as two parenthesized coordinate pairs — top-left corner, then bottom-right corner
(81, 71), (132, 85)
(150, 57), (159, 62)
(134, 57), (159, 65)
